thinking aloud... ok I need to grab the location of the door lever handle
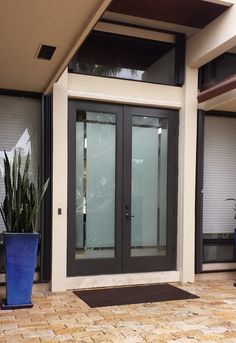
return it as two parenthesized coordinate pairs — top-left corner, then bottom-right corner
(125, 213), (135, 218)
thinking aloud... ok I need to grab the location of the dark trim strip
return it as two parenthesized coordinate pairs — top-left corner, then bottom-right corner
(205, 110), (236, 118)
(201, 268), (236, 273)
(174, 33), (185, 86)
(0, 88), (42, 98)
(195, 110), (205, 274)
(40, 95), (52, 282)
(203, 238), (234, 246)
(198, 74), (236, 103)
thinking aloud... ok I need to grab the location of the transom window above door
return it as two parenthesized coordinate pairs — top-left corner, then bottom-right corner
(69, 25), (185, 87)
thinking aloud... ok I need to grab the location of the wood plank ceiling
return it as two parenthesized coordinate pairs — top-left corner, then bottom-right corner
(108, 0), (228, 28)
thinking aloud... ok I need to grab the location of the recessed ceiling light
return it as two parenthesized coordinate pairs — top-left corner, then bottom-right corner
(37, 45), (56, 60)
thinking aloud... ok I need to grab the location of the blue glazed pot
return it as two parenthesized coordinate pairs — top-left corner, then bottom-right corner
(4, 232), (39, 308)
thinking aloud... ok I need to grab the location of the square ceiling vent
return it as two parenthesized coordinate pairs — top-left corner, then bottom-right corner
(37, 44), (56, 60)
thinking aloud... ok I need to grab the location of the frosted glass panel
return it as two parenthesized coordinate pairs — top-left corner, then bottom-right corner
(76, 111), (116, 259)
(76, 122), (84, 248)
(131, 116), (168, 257)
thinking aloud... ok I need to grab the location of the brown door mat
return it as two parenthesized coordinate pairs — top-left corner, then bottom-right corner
(74, 283), (199, 308)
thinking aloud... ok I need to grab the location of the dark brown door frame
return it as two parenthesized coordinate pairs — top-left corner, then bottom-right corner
(67, 100), (179, 276)
(195, 110), (205, 273)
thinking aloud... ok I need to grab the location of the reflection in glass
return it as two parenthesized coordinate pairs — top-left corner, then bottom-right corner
(76, 111), (116, 259)
(200, 53), (236, 90)
(203, 245), (234, 262)
(131, 116), (168, 257)
(69, 31), (176, 85)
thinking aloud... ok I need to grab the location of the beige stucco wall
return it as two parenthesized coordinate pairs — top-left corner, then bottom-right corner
(68, 74), (183, 109)
(177, 66), (198, 283)
(51, 69), (68, 292)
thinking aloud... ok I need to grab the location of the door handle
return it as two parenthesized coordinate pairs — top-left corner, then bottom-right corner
(125, 213), (135, 218)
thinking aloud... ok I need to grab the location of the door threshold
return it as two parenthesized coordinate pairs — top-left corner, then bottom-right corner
(66, 271), (180, 290)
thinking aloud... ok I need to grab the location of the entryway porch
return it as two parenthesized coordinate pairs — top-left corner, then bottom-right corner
(0, 278), (236, 342)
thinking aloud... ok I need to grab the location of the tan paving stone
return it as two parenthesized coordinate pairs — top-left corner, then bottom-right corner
(53, 327), (85, 335)
(22, 339), (42, 343)
(4, 335), (22, 343)
(143, 332), (176, 342)
(71, 334), (94, 343)
(18, 321), (48, 328)
(1, 280), (236, 342)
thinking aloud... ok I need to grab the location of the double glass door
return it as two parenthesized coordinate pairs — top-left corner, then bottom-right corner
(68, 101), (178, 276)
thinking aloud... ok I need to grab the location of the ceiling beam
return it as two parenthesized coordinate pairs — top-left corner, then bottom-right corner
(44, 0), (112, 94)
(202, 0), (235, 6)
(198, 88), (236, 111)
(198, 74), (236, 103)
(187, 4), (236, 67)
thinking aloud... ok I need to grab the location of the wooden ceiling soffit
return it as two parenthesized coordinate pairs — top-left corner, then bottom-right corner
(108, 0), (228, 28)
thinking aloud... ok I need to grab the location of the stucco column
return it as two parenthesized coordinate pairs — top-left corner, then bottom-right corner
(51, 69), (68, 291)
(178, 66), (198, 283)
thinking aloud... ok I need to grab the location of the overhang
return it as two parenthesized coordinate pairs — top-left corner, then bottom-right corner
(0, 0), (111, 94)
(108, 0), (230, 28)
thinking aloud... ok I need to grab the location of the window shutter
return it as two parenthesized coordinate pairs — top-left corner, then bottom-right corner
(203, 116), (236, 234)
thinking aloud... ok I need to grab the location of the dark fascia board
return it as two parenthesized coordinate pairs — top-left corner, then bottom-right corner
(198, 74), (236, 103)
(0, 88), (42, 98)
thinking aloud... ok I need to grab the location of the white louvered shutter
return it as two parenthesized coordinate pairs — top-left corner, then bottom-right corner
(203, 116), (236, 234)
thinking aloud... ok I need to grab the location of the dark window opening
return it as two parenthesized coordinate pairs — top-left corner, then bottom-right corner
(199, 53), (236, 90)
(203, 238), (235, 263)
(69, 30), (184, 86)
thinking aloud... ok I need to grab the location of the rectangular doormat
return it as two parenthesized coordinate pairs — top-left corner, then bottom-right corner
(74, 284), (199, 308)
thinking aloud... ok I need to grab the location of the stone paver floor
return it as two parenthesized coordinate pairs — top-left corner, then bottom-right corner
(0, 280), (236, 342)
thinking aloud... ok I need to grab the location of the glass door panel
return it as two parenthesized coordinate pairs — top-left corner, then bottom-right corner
(122, 106), (178, 273)
(131, 116), (168, 257)
(76, 111), (116, 259)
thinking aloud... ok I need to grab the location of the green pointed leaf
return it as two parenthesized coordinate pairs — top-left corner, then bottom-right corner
(0, 150), (49, 233)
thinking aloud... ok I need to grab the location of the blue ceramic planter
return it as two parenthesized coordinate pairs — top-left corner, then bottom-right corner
(3, 232), (39, 309)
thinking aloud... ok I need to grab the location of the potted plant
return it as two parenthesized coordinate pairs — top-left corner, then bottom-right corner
(0, 150), (49, 309)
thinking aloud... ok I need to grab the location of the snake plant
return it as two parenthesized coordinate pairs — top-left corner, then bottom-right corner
(0, 150), (49, 233)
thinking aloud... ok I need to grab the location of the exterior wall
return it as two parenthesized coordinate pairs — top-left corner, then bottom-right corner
(51, 65), (198, 290)
(177, 67), (198, 283)
(68, 74), (183, 108)
(51, 70), (68, 292)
